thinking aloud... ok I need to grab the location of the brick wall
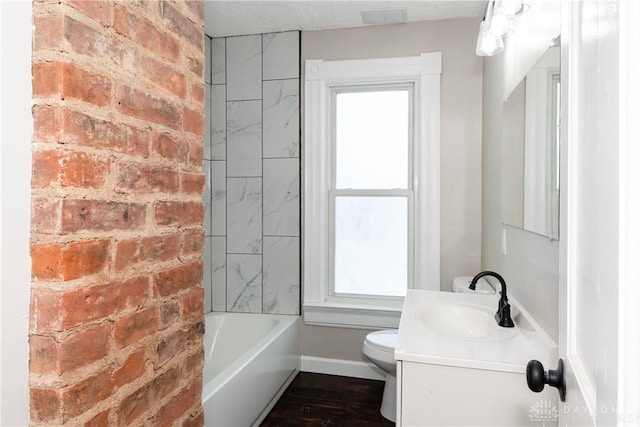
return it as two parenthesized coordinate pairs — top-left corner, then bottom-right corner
(29, 1), (205, 425)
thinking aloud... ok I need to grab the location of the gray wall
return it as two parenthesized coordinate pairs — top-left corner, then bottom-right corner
(203, 32), (301, 315)
(301, 18), (483, 361)
(481, 48), (559, 342)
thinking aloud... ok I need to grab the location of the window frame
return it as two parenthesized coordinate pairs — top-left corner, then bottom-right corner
(303, 54), (442, 329)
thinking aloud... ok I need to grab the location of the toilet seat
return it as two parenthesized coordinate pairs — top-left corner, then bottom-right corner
(363, 329), (398, 371)
(365, 330), (397, 353)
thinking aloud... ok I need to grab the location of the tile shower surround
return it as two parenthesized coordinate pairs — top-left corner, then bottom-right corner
(203, 31), (301, 315)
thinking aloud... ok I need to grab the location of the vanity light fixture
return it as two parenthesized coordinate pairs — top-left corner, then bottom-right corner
(476, 0), (529, 56)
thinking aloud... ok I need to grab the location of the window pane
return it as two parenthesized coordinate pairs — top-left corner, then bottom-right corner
(335, 90), (409, 189)
(334, 197), (408, 297)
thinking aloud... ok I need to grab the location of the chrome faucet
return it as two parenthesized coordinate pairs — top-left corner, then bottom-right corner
(469, 271), (515, 328)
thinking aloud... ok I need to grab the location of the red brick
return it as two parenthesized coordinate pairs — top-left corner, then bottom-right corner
(33, 105), (62, 143)
(60, 63), (112, 107)
(184, 348), (204, 378)
(62, 108), (151, 157)
(153, 379), (202, 427)
(118, 366), (180, 425)
(181, 287), (204, 320)
(30, 335), (58, 374)
(155, 328), (187, 366)
(182, 230), (205, 255)
(184, 1), (205, 21)
(159, 2), (204, 51)
(114, 307), (158, 349)
(30, 1), (206, 423)
(126, 125), (151, 158)
(181, 172), (205, 195)
(63, 16), (122, 63)
(63, 108), (120, 147)
(154, 201), (203, 227)
(31, 243), (63, 280)
(154, 261), (202, 297)
(190, 81), (204, 105)
(114, 349), (146, 388)
(84, 409), (109, 427)
(31, 239), (110, 281)
(152, 132), (189, 163)
(30, 290), (61, 332)
(58, 324), (111, 372)
(60, 151), (111, 189)
(186, 55), (204, 79)
(182, 410), (204, 427)
(34, 62), (111, 106)
(32, 150), (60, 188)
(69, 1), (112, 27)
(188, 140), (204, 166)
(33, 13), (64, 51)
(31, 388), (62, 424)
(32, 149), (110, 189)
(116, 162), (179, 193)
(61, 199), (146, 232)
(32, 62), (63, 98)
(60, 276), (149, 328)
(61, 240), (110, 280)
(138, 55), (186, 99)
(115, 234), (181, 272)
(116, 84), (181, 130)
(159, 300), (180, 330)
(183, 106), (204, 135)
(114, 5), (180, 62)
(31, 197), (61, 234)
(62, 368), (115, 420)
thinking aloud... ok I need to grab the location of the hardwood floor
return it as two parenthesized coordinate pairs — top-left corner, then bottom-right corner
(261, 372), (395, 427)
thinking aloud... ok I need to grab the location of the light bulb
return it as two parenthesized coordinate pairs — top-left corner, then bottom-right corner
(475, 21), (505, 56)
(488, 11), (512, 36)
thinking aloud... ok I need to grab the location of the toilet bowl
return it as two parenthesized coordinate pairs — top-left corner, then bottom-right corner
(362, 329), (397, 422)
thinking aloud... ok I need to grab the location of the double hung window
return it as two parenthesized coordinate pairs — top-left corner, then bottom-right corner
(331, 87), (413, 299)
(304, 54), (442, 328)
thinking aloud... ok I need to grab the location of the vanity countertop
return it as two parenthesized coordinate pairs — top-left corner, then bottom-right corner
(394, 289), (557, 373)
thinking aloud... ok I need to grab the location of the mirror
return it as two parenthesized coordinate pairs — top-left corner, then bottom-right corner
(502, 43), (560, 239)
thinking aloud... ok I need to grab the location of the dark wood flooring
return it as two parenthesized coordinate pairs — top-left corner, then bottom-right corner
(260, 372), (395, 427)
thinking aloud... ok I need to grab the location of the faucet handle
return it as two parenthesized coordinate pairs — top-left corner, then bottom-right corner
(495, 300), (515, 327)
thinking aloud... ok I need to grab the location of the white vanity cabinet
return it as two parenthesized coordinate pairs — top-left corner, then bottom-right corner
(395, 290), (558, 426)
(396, 360), (557, 426)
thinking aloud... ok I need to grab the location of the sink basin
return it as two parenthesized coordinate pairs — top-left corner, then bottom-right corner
(420, 303), (516, 341)
(396, 289), (557, 373)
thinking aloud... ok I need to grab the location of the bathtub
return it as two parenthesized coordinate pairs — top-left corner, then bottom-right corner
(202, 312), (300, 426)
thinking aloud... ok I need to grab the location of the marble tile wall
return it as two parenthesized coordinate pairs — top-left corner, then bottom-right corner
(203, 32), (300, 315)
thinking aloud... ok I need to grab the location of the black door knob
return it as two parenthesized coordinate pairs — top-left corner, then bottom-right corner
(526, 358), (566, 402)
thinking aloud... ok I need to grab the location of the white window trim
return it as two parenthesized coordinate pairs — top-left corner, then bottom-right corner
(303, 53), (442, 329)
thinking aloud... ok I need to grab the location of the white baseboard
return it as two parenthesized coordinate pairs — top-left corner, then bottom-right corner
(300, 355), (386, 381)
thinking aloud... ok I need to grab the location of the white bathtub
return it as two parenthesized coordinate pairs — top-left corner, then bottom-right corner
(202, 312), (300, 427)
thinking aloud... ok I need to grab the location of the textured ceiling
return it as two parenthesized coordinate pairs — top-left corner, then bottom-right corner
(205, 1), (486, 37)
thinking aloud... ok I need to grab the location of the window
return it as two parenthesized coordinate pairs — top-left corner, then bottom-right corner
(304, 54), (442, 328)
(332, 88), (412, 299)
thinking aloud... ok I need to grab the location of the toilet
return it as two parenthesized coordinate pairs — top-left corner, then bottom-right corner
(362, 277), (496, 422)
(362, 329), (398, 422)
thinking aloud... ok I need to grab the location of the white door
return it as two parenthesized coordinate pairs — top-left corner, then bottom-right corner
(555, 0), (640, 426)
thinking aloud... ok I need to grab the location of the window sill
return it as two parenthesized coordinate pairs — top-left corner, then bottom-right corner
(303, 301), (403, 330)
